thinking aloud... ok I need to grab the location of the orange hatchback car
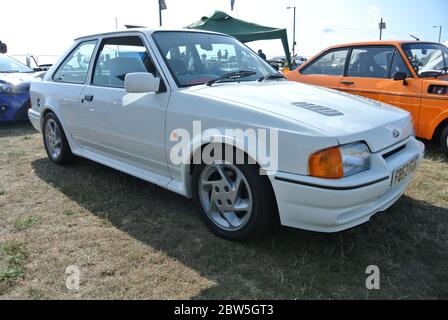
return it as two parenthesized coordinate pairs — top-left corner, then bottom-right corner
(286, 41), (448, 154)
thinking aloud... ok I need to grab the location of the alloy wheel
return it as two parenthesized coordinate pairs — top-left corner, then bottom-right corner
(45, 118), (62, 160)
(198, 162), (253, 231)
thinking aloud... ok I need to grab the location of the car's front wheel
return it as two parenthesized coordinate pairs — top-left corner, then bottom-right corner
(192, 156), (277, 242)
(43, 112), (74, 164)
(441, 124), (448, 156)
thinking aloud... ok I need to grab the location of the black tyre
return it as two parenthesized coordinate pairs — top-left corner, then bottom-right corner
(43, 112), (74, 164)
(441, 125), (448, 156)
(192, 150), (278, 242)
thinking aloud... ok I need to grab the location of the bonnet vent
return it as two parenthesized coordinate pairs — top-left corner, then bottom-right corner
(292, 102), (344, 117)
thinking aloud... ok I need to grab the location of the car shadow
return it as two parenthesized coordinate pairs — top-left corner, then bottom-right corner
(422, 139), (448, 164)
(0, 121), (37, 138)
(30, 156), (448, 299)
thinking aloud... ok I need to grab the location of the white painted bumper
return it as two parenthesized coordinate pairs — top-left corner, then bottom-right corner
(271, 137), (425, 233)
(28, 109), (41, 132)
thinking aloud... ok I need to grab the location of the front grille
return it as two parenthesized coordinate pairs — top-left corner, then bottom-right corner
(382, 144), (406, 159)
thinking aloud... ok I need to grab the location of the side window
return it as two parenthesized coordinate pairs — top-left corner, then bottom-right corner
(301, 49), (349, 76)
(347, 47), (394, 79)
(390, 50), (412, 79)
(92, 36), (156, 88)
(53, 40), (97, 84)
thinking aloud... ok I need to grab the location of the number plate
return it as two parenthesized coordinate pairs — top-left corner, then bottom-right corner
(391, 157), (418, 187)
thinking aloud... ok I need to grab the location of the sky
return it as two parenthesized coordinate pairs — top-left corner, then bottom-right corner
(1, 0), (447, 64)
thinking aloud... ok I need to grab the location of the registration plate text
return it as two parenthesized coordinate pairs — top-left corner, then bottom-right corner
(391, 158), (418, 187)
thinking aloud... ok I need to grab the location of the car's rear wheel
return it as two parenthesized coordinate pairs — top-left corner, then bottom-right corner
(43, 112), (74, 164)
(192, 153), (277, 242)
(441, 124), (448, 156)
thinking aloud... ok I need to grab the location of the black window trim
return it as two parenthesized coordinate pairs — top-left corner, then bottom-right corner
(89, 34), (167, 92)
(52, 39), (99, 84)
(344, 47), (353, 76)
(344, 44), (414, 79)
(387, 49), (397, 79)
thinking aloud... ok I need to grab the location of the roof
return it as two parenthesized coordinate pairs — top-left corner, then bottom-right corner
(324, 40), (441, 50)
(75, 28), (224, 41)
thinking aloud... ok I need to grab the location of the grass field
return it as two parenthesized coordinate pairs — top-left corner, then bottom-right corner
(0, 122), (447, 299)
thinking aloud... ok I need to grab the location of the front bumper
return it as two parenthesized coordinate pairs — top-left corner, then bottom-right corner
(0, 92), (31, 121)
(271, 137), (425, 233)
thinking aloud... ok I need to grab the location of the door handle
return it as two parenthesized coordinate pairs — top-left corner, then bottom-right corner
(84, 95), (94, 102)
(340, 81), (354, 85)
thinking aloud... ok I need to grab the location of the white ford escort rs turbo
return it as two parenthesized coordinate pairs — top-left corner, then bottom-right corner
(29, 29), (425, 241)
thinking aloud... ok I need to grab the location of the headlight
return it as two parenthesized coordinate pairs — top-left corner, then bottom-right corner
(340, 143), (371, 177)
(309, 143), (371, 179)
(0, 83), (12, 93)
(0, 82), (29, 94)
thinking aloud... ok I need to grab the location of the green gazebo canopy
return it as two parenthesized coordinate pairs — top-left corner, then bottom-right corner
(187, 11), (292, 68)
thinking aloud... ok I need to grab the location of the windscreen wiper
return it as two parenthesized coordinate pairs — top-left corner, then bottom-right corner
(258, 73), (285, 82)
(420, 68), (448, 78)
(206, 70), (257, 86)
(435, 67), (448, 76)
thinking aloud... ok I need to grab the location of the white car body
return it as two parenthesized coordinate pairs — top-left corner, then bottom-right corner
(29, 29), (425, 234)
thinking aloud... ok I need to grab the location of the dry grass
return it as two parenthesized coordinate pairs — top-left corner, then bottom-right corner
(0, 122), (447, 300)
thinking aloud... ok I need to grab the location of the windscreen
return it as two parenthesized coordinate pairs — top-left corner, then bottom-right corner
(152, 31), (274, 87)
(402, 43), (448, 76)
(0, 55), (32, 73)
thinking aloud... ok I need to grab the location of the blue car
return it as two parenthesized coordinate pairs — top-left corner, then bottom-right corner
(0, 54), (45, 122)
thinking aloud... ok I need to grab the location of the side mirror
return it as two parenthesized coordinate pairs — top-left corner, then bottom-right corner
(125, 72), (160, 93)
(26, 54), (39, 69)
(393, 72), (408, 86)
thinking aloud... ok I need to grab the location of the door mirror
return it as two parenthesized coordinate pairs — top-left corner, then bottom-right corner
(125, 72), (160, 93)
(26, 54), (39, 69)
(393, 72), (408, 85)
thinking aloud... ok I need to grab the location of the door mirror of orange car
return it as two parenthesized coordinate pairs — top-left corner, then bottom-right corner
(393, 72), (408, 86)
